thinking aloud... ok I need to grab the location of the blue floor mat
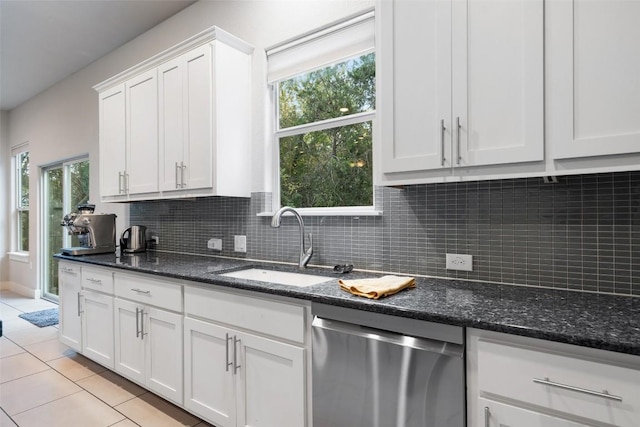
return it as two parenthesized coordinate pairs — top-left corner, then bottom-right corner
(19, 308), (59, 327)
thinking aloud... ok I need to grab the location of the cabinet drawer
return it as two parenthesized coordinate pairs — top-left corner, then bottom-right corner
(59, 262), (80, 276)
(81, 266), (114, 294)
(478, 339), (640, 427)
(115, 273), (182, 312)
(185, 286), (305, 344)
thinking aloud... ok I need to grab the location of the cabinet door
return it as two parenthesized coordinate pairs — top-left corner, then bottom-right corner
(81, 290), (114, 369)
(158, 56), (185, 192)
(58, 264), (82, 351)
(144, 307), (183, 405)
(479, 399), (587, 427)
(379, 0), (452, 175)
(126, 69), (158, 195)
(114, 298), (145, 384)
(184, 317), (236, 427)
(236, 332), (306, 427)
(452, 0), (543, 167)
(548, 0), (640, 159)
(183, 44), (213, 191)
(99, 84), (126, 198)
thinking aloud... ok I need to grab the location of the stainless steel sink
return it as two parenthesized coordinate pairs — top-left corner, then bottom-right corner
(220, 268), (333, 287)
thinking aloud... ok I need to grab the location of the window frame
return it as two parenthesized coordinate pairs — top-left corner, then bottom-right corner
(268, 29), (380, 216)
(14, 149), (30, 254)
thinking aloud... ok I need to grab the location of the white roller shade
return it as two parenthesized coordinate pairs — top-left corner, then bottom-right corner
(266, 10), (375, 84)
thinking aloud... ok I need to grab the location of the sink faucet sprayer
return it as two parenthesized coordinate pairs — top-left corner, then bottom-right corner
(271, 206), (313, 269)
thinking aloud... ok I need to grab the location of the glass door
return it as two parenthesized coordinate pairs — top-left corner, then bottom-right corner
(42, 158), (90, 301)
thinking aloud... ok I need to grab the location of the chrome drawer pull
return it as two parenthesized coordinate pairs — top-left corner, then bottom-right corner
(225, 333), (233, 372)
(86, 278), (102, 284)
(533, 377), (623, 402)
(484, 406), (490, 427)
(130, 288), (151, 295)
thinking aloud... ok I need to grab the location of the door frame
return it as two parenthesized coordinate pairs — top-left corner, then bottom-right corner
(39, 156), (89, 302)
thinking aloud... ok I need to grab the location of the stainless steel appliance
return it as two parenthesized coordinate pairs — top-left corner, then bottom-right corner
(312, 303), (465, 427)
(60, 204), (117, 256)
(120, 225), (147, 253)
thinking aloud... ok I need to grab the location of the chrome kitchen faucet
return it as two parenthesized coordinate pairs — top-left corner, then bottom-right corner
(271, 206), (313, 269)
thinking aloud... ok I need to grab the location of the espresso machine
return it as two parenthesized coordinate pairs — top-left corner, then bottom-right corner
(60, 203), (117, 256)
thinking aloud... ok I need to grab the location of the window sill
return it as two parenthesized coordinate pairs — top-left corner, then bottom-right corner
(258, 207), (382, 217)
(8, 252), (30, 263)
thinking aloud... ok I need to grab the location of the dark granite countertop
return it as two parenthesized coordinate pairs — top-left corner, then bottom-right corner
(55, 251), (640, 356)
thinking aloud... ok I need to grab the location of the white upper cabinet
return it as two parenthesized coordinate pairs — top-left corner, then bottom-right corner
(98, 85), (126, 198)
(378, 0), (543, 184)
(379, 0), (452, 175)
(452, 0), (543, 167)
(95, 27), (253, 202)
(126, 69), (159, 195)
(548, 0), (640, 160)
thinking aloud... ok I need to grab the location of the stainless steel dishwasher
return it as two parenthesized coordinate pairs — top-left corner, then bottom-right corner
(312, 303), (465, 427)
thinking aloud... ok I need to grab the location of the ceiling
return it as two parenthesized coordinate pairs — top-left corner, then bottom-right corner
(0, 0), (196, 111)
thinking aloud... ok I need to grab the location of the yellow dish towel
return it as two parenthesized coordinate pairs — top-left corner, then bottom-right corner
(339, 275), (416, 300)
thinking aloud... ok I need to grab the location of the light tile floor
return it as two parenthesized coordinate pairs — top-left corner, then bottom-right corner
(0, 290), (211, 427)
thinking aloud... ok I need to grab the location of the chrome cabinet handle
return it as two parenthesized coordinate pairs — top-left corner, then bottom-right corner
(135, 307), (141, 338)
(125, 172), (130, 193)
(86, 278), (102, 284)
(175, 162), (180, 189)
(225, 333), (233, 372)
(130, 288), (150, 295)
(118, 172), (124, 194)
(140, 308), (147, 339)
(233, 336), (241, 374)
(180, 162), (186, 188)
(456, 116), (461, 165)
(484, 406), (490, 427)
(440, 119), (446, 166)
(533, 377), (623, 402)
(77, 292), (82, 317)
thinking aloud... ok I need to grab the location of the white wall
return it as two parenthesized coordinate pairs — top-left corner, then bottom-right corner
(3, 0), (373, 294)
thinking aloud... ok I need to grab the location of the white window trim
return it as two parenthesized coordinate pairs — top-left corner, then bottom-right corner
(11, 144), (29, 254)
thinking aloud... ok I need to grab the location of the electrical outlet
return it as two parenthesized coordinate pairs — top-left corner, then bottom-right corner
(207, 238), (222, 251)
(234, 235), (247, 253)
(446, 253), (473, 271)
(150, 236), (159, 245)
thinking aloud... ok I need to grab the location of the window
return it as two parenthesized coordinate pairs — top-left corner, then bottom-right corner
(14, 148), (29, 252)
(267, 11), (375, 212)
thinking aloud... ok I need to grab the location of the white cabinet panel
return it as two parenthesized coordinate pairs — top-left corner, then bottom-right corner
(81, 290), (114, 369)
(379, 0), (452, 174)
(114, 298), (145, 384)
(184, 317), (236, 427)
(98, 85), (126, 198)
(144, 307), (182, 404)
(58, 263), (82, 351)
(549, 0), (640, 159)
(126, 69), (158, 195)
(159, 56), (184, 192)
(453, 0), (543, 167)
(238, 332), (306, 427)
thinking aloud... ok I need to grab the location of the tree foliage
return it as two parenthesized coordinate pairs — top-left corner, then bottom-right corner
(278, 53), (375, 208)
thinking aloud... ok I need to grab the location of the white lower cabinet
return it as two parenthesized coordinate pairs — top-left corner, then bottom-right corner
(184, 317), (305, 427)
(58, 263), (82, 351)
(114, 297), (183, 405)
(81, 290), (114, 368)
(467, 328), (640, 427)
(184, 286), (309, 427)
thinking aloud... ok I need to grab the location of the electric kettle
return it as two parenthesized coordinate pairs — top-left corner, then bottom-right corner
(120, 225), (147, 253)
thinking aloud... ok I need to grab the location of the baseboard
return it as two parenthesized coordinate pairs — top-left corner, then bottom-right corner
(0, 281), (41, 299)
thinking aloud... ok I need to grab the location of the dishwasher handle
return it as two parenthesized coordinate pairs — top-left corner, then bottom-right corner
(312, 316), (464, 358)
